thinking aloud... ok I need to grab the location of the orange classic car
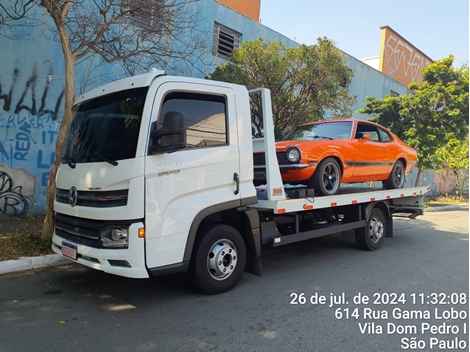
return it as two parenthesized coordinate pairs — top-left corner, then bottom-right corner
(253, 118), (417, 196)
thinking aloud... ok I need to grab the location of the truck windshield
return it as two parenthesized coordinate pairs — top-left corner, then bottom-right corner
(63, 87), (148, 165)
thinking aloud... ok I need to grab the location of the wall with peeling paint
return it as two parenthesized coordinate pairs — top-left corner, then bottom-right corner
(0, 6), (127, 217)
(0, 27), (64, 216)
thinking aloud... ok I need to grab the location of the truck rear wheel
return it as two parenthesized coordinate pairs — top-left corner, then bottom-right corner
(355, 207), (386, 250)
(190, 224), (246, 294)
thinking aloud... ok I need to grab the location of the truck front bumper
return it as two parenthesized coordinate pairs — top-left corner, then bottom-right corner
(52, 222), (149, 279)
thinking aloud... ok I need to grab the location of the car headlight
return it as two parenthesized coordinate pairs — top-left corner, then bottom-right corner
(286, 147), (301, 163)
(100, 227), (129, 248)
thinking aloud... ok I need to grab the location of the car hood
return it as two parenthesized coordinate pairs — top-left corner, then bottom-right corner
(275, 139), (331, 152)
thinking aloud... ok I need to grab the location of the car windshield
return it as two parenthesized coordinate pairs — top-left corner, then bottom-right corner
(283, 121), (353, 141)
(62, 87), (148, 164)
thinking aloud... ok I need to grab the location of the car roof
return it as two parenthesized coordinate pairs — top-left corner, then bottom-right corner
(299, 118), (382, 128)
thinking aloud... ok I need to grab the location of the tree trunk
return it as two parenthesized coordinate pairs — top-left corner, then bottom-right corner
(414, 166), (423, 187)
(41, 17), (75, 239)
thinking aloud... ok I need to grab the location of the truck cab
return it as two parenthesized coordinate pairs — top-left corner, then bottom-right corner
(53, 70), (260, 292)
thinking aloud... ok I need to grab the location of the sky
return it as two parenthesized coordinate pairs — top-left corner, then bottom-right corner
(259, 0), (469, 67)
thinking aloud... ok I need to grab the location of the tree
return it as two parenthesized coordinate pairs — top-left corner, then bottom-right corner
(358, 56), (469, 186)
(208, 38), (356, 140)
(0, 0), (208, 238)
(435, 137), (469, 199)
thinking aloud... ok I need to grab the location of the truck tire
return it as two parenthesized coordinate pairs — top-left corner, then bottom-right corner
(308, 157), (341, 196)
(355, 207), (386, 250)
(384, 160), (405, 189)
(190, 224), (246, 294)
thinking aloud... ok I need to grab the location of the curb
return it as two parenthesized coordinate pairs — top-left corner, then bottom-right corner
(0, 254), (70, 275)
(424, 204), (469, 212)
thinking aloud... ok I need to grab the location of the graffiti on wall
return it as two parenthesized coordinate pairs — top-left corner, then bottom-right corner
(380, 27), (432, 86)
(0, 166), (36, 216)
(0, 66), (64, 121)
(0, 63), (64, 215)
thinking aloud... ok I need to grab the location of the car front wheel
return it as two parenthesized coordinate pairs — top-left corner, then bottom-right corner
(308, 157), (341, 196)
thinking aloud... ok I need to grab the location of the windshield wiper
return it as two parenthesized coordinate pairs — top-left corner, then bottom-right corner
(311, 135), (333, 140)
(62, 157), (76, 169)
(82, 154), (119, 166)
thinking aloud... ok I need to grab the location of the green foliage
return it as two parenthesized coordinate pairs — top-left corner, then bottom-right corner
(358, 55), (469, 174)
(208, 38), (356, 140)
(436, 137), (469, 171)
(435, 137), (469, 197)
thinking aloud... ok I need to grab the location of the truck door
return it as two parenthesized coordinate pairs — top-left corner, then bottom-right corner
(144, 82), (241, 270)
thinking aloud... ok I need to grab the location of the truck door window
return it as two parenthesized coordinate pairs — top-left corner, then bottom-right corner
(159, 92), (227, 148)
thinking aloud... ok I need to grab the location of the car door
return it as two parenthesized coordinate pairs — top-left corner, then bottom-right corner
(144, 81), (241, 269)
(352, 121), (392, 180)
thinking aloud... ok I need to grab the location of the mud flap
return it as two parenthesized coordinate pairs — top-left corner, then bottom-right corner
(241, 208), (262, 276)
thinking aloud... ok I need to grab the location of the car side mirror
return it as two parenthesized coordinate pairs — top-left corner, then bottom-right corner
(148, 111), (187, 154)
(362, 134), (372, 141)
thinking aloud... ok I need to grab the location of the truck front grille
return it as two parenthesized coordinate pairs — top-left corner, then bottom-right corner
(56, 189), (128, 207)
(54, 213), (139, 248)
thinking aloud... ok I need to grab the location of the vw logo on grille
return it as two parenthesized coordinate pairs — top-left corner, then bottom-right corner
(69, 186), (79, 207)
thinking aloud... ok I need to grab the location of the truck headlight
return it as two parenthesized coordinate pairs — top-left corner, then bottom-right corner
(100, 227), (129, 248)
(286, 147), (301, 163)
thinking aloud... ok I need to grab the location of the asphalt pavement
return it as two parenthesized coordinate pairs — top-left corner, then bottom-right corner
(0, 208), (468, 352)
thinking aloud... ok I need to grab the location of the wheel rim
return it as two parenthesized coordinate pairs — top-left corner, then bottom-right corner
(369, 216), (384, 244)
(207, 239), (238, 281)
(393, 164), (404, 187)
(322, 163), (340, 193)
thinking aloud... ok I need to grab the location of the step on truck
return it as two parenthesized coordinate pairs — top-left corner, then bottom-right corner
(52, 69), (429, 294)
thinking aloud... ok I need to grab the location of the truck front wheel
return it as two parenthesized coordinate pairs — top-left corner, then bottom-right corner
(355, 207), (386, 250)
(190, 224), (246, 294)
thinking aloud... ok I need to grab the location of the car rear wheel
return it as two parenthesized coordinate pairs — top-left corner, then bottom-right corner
(308, 157), (341, 196)
(384, 160), (405, 189)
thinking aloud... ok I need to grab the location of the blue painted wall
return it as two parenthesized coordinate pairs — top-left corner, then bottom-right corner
(0, 6), (127, 216)
(0, 16), (65, 216)
(0, 0), (432, 217)
(186, 0), (299, 76)
(345, 54), (410, 119)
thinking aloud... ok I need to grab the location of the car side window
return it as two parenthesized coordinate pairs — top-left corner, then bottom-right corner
(356, 122), (379, 141)
(159, 92), (228, 148)
(378, 128), (392, 142)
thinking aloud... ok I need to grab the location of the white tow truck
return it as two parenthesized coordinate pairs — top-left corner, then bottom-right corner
(52, 70), (429, 293)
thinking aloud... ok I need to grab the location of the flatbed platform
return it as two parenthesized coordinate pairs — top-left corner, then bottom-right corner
(249, 185), (430, 214)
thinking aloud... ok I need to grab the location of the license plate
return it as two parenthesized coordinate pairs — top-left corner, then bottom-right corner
(62, 241), (77, 260)
(254, 171), (266, 180)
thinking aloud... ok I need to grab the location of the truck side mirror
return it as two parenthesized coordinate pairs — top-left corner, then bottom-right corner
(148, 110), (187, 154)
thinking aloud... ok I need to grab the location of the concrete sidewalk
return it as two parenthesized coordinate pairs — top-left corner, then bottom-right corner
(423, 203), (469, 212)
(0, 203), (468, 275)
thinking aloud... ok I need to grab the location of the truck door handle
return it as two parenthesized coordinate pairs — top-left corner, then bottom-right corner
(233, 172), (239, 195)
